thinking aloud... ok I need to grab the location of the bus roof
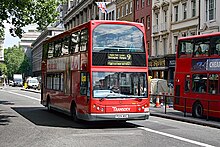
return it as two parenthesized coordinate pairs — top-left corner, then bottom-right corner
(178, 32), (220, 41)
(43, 20), (144, 44)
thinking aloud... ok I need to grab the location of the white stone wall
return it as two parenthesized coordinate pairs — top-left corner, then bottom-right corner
(200, 0), (220, 34)
(152, 0), (172, 57)
(170, 0), (199, 54)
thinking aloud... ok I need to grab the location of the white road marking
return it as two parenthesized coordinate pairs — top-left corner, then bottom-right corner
(3, 90), (40, 101)
(138, 127), (215, 147)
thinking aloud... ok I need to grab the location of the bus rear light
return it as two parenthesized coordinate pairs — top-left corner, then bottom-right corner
(97, 106), (100, 110)
(138, 107), (141, 111)
(93, 104), (96, 108)
(101, 108), (104, 112)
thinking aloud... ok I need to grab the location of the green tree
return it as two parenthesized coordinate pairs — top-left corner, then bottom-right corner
(4, 46), (28, 79)
(18, 54), (32, 77)
(0, 0), (64, 38)
(0, 63), (7, 76)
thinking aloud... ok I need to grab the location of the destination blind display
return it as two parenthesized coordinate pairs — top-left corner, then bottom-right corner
(92, 52), (146, 66)
(107, 54), (132, 66)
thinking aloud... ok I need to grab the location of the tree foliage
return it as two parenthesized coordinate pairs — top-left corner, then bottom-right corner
(0, 63), (7, 76)
(0, 0), (64, 38)
(4, 46), (31, 79)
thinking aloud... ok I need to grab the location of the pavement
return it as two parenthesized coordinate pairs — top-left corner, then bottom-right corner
(20, 88), (220, 129)
(150, 106), (220, 129)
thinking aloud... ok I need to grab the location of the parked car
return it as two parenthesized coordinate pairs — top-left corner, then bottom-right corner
(26, 78), (39, 89)
(9, 80), (14, 86)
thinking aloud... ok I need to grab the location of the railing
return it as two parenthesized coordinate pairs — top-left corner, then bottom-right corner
(150, 94), (220, 121)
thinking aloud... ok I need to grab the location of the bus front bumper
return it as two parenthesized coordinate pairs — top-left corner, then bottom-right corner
(78, 112), (150, 121)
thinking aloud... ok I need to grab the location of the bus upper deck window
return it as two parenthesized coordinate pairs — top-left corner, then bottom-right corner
(179, 41), (193, 58)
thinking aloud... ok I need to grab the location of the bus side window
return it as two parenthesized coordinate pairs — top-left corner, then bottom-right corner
(48, 43), (54, 58)
(62, 37), (69, 55)
(70, 31), (80, 54)
(54, 41), (62, 57)
(179, 41), (193, 58)
(184, 75), (190, 93)
(80, 29), (88, 52)
(192, 74), (207, 93)
(216, 44), (220, 55)
(194, 38), (210, 57)
(210, 36), (220, 56)
(208, 74), (218, 94)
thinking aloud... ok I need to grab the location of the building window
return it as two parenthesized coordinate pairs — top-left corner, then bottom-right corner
(142, 0), (145, 8)
(130, 1), (133, 14)
(136, 0), (139, 10)
(155, 13), (159, 25)
(206, 0), (216, 21)
(121, 6), (124, 17)
(174, 36), (178, 53)
(183, 3), (187, 19)
(191, 0), (196, 17)
(155, 40), (159, 56)
(141, 17), (144, 24)
(174, 5), (178, 22)
(147, 15), (150, 29)
(163, 38), (167, 55)
(126, 3), (129, 15)
(117, 8), (120, 19)
(164, 10), (167, 23)
(147, 0), (150, 5)
(112, 10), (115, 20)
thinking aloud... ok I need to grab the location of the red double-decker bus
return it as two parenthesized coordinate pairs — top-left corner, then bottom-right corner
(174, 32), (220, 118)
(41, 20), (150, 121)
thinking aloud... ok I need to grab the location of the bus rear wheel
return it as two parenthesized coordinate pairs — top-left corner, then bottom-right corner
(47, 97), (51, 111)
(192, 102), (203, 118)
(71, 105), (78, 122)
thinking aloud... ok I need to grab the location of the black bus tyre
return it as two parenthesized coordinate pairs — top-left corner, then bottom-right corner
(71, 105), (79, 122)
(192, 102), (203, 118)
(47, 97), (51, 112)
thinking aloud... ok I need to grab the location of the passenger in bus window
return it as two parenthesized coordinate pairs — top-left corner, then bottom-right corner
(209, 85), (216, 94)
(195, 46), (202, 56)
(215, 45), (220, 55)
(198, 81), (207, 93)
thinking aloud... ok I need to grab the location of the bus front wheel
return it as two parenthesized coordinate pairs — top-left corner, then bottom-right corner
(192, 102), (203, 118)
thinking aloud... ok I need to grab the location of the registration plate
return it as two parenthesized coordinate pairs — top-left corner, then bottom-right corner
(115, 114), (129, 118)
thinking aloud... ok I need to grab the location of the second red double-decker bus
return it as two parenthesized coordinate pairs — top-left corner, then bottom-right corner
(174, 32), (220, 118)
(41, 20), (150, 121)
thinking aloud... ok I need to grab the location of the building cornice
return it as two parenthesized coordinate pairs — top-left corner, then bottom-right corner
(63, 0), (93, 24)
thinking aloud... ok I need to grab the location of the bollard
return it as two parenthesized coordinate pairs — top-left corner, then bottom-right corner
(155, 95), (161, 108)
(24, 82), (28, 89)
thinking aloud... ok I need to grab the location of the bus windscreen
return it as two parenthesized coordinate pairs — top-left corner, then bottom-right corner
(92, 72), (147, 98)
(93, 24), (145, 53)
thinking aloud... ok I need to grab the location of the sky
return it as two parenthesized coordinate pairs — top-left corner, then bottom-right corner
(3, 22), (37, 49)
